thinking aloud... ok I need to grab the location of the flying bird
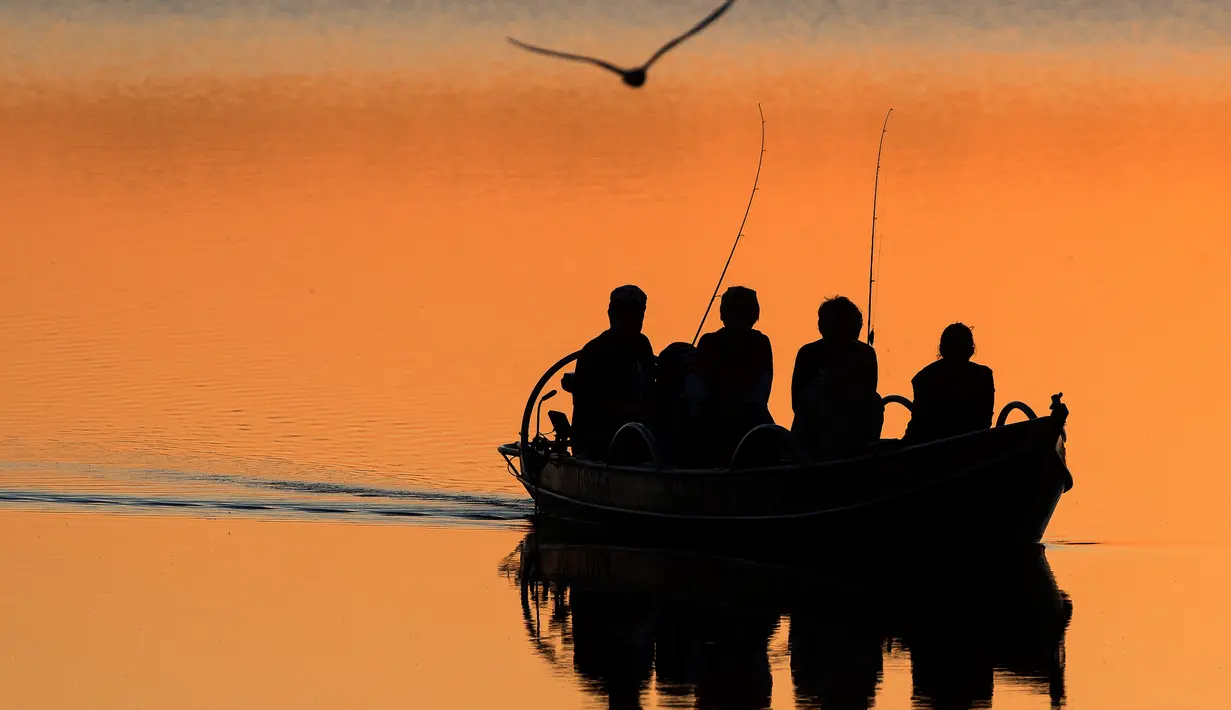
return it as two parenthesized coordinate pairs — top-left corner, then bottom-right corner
(506, 0), (736, 88)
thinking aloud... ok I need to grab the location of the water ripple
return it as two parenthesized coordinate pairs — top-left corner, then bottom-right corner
(0, 461), (534, 526)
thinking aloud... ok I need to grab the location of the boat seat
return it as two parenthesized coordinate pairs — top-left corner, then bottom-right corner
(607, 422), (663, 469)
(729, 424), (807, 470)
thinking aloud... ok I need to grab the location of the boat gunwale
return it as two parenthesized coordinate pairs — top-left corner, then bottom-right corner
(506, 414), (1062, 479)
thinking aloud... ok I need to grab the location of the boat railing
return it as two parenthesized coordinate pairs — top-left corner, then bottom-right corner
(998, 392), (1067, 429)
(519, 351), (581, 484)
(729, 424), (806, 469)
(608, 422), (663, 469)
(885, 393), (1066, 432)
(996, 401), (1038, 427)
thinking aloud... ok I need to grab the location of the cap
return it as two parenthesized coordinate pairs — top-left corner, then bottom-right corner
(609, 284), (647, 308)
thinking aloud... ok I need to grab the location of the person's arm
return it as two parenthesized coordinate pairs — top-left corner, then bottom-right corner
(753, 335), (773, 407)
(575, 344), (618, 412)
(903, 375), (922, 440)
(637, 337), (657, 425)
(752, 368), (771, 407)
(685, 335), (710, 417)
(791, 346), (809, 416)
(570, 345), (596, 441)
(694, 334), (713, 379)
(868, 346), (879, 394)
(685, 372), (707, 418)
(979, 369), (995, 429)
(571, 345), (593, 401)
(639, 336), (657, 393)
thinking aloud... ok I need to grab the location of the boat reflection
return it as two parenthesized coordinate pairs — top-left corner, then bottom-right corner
(498, 525), (1072, 709)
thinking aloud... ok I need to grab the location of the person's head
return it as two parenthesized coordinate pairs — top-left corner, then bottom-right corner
(939, 322), (976, 361)
(656, 342), (697, 385)
(719, 286), (760, 330)
(816, 296), (863, 342)
(607, 284), (647, 334)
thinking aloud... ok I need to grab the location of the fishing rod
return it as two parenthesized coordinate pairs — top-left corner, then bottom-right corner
(866, 108), (892, 347)
(873, 230), (885, 331)
(690, 103), (766, 347)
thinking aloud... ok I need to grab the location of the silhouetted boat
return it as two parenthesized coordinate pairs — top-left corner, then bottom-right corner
(498, 526), (1073, 708)
(498, 352), (1074, 545)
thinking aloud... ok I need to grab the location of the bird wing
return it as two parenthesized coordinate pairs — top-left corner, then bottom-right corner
(643, 0), (736, 69)
(506, 37), (626, 76)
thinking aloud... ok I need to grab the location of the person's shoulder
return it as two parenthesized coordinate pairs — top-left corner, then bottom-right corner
(852, 340), (877, 362)
(581, 330), (607, 349)
(795, 338), (822, 358)
(971, 361), (994, 380)
(692, 331), (717, 358)
(580, 329), (613, 355)
(913, 359), (944, 382)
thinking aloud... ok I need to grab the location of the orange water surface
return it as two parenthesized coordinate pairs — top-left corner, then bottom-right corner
(1, 3), (1230, 707)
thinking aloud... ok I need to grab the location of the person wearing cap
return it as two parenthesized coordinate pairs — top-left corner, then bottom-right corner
(903, 323), (995, 444)
(570, 285), (657, 459)
(790, 296), (884, 459)
(692, 286), (774, 465)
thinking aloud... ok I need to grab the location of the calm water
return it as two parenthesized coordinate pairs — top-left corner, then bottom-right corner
(1, 1), (1230, 707)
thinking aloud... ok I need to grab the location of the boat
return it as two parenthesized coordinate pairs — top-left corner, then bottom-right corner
(499, 525), (1073, 708)
(498, 351), (1074, 544)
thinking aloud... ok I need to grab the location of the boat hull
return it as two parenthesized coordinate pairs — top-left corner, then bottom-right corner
(512, 415), (1071, 545)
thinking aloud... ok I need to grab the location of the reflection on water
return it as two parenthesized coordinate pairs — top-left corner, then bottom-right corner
(501, 526), (1071, 709)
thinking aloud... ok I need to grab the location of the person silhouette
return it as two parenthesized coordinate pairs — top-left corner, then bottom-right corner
(790, 296), (884, 460)
(692, 286), (774, 465)
(506, 0), (736, 88)
(903, 323), (995, 444)
(570, 285), (656, 460)
(653, 341), (700, 465)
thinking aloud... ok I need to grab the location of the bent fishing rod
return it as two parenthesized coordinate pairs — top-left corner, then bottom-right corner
(690, 103), (766, 347)
(866, 108), (892, 347)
